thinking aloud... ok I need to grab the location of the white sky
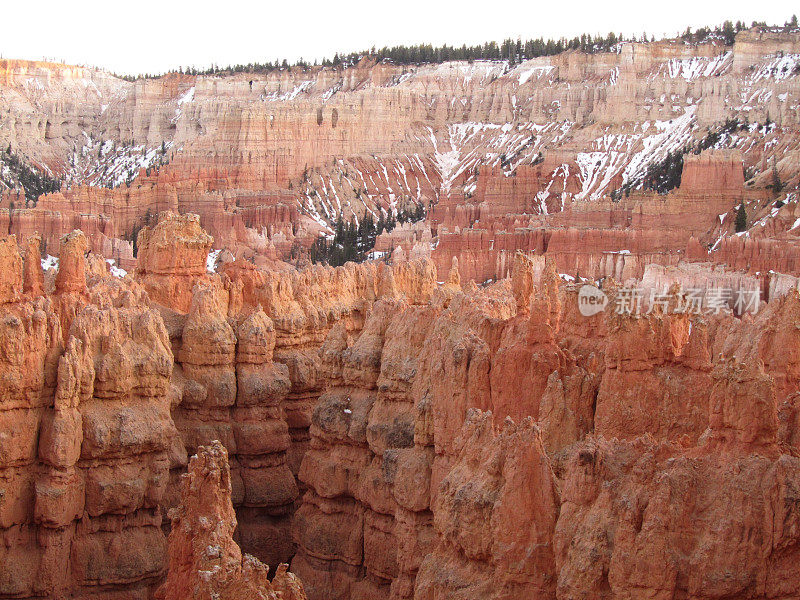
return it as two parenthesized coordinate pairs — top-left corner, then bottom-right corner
(1, 0), (797, 75)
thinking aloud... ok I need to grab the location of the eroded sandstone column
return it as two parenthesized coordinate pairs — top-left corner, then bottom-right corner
(158, 440), (307, 600)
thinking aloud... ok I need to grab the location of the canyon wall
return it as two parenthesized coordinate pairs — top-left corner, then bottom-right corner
(427, 149), (751, 284)
(2, 23), (800, 600)
(291, 252), (800, 599)
(0, 213), (436, 598)
(2, 214), (800, 600)
(3, 28), (800, 274)
(0, 231), (175, 598)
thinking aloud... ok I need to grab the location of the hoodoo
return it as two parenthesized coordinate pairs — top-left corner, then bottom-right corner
(157, 440), (307, 600)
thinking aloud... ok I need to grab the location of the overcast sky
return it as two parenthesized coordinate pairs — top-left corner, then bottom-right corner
(2, 0), (797, 75)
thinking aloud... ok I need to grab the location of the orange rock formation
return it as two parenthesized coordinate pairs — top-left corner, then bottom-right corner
(157, 440), (307, 600)
(3, 26), (800, 597)
(2, 217), (800, 600)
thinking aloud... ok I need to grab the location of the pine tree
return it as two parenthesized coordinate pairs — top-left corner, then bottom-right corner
(722, 20), (736, 45)
(735, 203), (748, 232)
(772, 162), (783, 194)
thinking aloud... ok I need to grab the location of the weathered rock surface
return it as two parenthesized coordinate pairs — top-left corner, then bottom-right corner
(3, 191), (800, 600)
(290, 251), (800, 599)
(3, 28), (800, 275)
(415, 410), (560, 600)
(0, 230), (175, 599)
(157, 440), (307, 600)
(135, 211), (213, 312)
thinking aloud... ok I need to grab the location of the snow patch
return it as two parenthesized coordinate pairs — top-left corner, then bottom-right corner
(206, 249), (221, 273)
(263, 81), (315, 101)
(105, 259), (127, 278)
(660, 52), (732, 80)
(177, 86), (195, 105)
(517, 65), (554, 85)
(749, 54), (800, 83)
(41, 255), (58, 271)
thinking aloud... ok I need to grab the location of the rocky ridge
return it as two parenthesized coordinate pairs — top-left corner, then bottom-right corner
(2, 29), (800, 278)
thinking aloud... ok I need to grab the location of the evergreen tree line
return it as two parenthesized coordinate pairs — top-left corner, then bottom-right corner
(115, 17), (798, 80)
(683, 15), (798, 46)
(310, 203), (426, 266)
(161, 33), (632, 78)
(344, 32), (630, 68)
(0, 145), (62, 203)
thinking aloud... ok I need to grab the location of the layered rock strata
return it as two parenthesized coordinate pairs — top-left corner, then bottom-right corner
(0, 230), (176, 599)
(3, 29), (800, 276)
(291, 252), (800, 599)
(2, 217), (800, 600)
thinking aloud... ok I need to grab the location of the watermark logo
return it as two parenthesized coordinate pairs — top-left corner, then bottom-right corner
(578, 284), (608, 317)
(577, 285), (761, 317)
